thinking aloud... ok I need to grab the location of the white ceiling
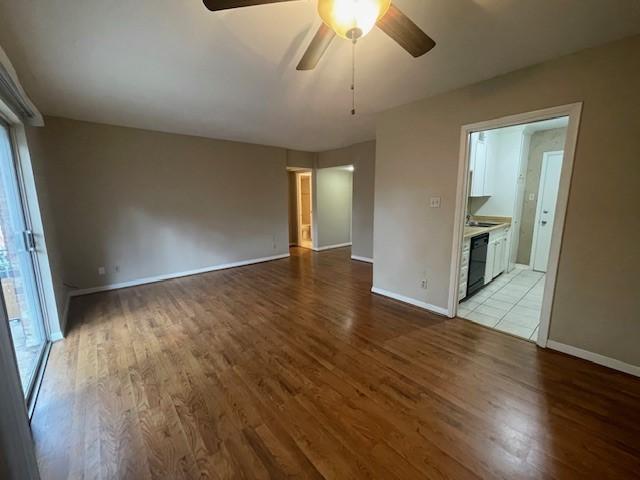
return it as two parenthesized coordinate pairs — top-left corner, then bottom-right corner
(0, 0), (639, 151)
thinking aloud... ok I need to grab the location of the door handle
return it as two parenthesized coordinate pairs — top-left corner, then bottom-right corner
(23, 230), (36, 252)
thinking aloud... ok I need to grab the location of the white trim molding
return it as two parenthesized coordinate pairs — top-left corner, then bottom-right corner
(371, 286), (450, 317)
(313, 242), (352, 252)
(69, 253), (290, 297)
(50, 293), (71, 341)
(547, 340), (640, 377)
(351, 255), (373, 263)
(50, 330), (64, 342)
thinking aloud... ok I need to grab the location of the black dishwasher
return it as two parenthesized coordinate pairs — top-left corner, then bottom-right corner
(467, 233), (489, 298)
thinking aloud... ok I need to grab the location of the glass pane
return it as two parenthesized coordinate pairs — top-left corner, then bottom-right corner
(0, 122), (46, 394)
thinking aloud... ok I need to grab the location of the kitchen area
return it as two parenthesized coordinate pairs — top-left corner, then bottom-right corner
(456, 118), (568, 340)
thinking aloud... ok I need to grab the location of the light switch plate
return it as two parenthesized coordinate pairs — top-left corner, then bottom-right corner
(430, 197), (441, 208)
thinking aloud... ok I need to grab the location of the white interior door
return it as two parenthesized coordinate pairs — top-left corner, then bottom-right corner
(532, 151), (563, 272)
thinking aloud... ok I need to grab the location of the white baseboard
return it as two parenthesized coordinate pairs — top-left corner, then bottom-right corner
(69, 253), (291, 297)
(313, 242), (352, 252)
(351, 255), (373, 263)
(54, 294), (70, 341)
(547, 340), (640, 377)
(48, 293), (70, 342)
(50, 331), (64, 342)
(371, 286), (451, 317)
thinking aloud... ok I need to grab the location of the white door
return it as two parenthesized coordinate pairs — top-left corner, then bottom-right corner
(532, 151), (563, 272)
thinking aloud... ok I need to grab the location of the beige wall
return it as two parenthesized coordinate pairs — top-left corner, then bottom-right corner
(517, 127), (567, 264)
(315, 168), (352, 248)
(318, 141), (375, 258)
(286, 150), (315, 169)
(27, 117), (290, 290)
(374, 35), (640, 366)
(18, 125), (70, 332)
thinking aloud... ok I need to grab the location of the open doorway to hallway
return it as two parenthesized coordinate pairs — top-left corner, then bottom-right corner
(287, 169), (313, 249)
(453, 111), (578, 342)
(287, 165), (355, 253)
(297, 172), (313, 249)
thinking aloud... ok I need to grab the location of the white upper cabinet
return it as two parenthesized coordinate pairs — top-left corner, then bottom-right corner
(469, 132), (493, 197)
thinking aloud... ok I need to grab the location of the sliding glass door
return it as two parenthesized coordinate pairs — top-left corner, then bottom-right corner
(0, 120), (47, 399)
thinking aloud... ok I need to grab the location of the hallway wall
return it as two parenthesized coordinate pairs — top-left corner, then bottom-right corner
(314, 167), (352, 249)
(318, 141), (375, 259)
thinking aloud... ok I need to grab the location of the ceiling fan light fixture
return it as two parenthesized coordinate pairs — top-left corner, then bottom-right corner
(318, 0), (391, 40)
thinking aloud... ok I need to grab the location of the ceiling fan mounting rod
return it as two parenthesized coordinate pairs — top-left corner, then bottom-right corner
(350, 35), (357, 116)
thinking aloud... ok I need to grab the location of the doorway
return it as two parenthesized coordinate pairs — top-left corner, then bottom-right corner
(287, 169), (314, 250)
(0, 120), (49, 400)
(297, 172), (313, 249)
(449, 104), (581, 346)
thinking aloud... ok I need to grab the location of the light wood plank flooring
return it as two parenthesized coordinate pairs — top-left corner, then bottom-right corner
(32, 247), (640, 479)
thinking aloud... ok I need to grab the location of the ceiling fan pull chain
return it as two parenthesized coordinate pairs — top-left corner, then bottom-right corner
(351, 37), (356, 116)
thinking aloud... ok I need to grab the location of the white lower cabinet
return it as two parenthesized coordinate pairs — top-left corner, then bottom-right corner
(485, 226), (509, 283)
(485, 238), (495, 285)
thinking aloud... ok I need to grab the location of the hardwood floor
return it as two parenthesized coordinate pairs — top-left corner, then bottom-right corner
(32, 247), (640, 479)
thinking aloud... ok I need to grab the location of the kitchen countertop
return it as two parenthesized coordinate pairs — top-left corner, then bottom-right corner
(463, 222), (510, 239)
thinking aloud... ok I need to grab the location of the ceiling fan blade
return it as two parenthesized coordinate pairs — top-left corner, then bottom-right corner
(377, 4), (436, 57)
(203, 0), (298, 12)
(296, 23), (336, 71)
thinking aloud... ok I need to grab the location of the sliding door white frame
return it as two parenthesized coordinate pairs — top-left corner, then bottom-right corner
(0, 101), (43, 479)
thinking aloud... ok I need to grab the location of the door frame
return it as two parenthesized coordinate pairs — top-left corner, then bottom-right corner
(530, 150), (564, 272)
(447, 103), (582, 348)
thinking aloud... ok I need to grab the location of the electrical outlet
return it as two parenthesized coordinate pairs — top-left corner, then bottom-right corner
(429, 197), (441, 208)
(421, 279), (428, 289)
(98, 266), (106, 275)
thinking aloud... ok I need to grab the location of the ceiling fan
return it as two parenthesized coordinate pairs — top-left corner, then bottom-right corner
(202, 0), (436, 71)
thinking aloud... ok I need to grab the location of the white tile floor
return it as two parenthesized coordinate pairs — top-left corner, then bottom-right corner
(458, 264), (545, 341)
